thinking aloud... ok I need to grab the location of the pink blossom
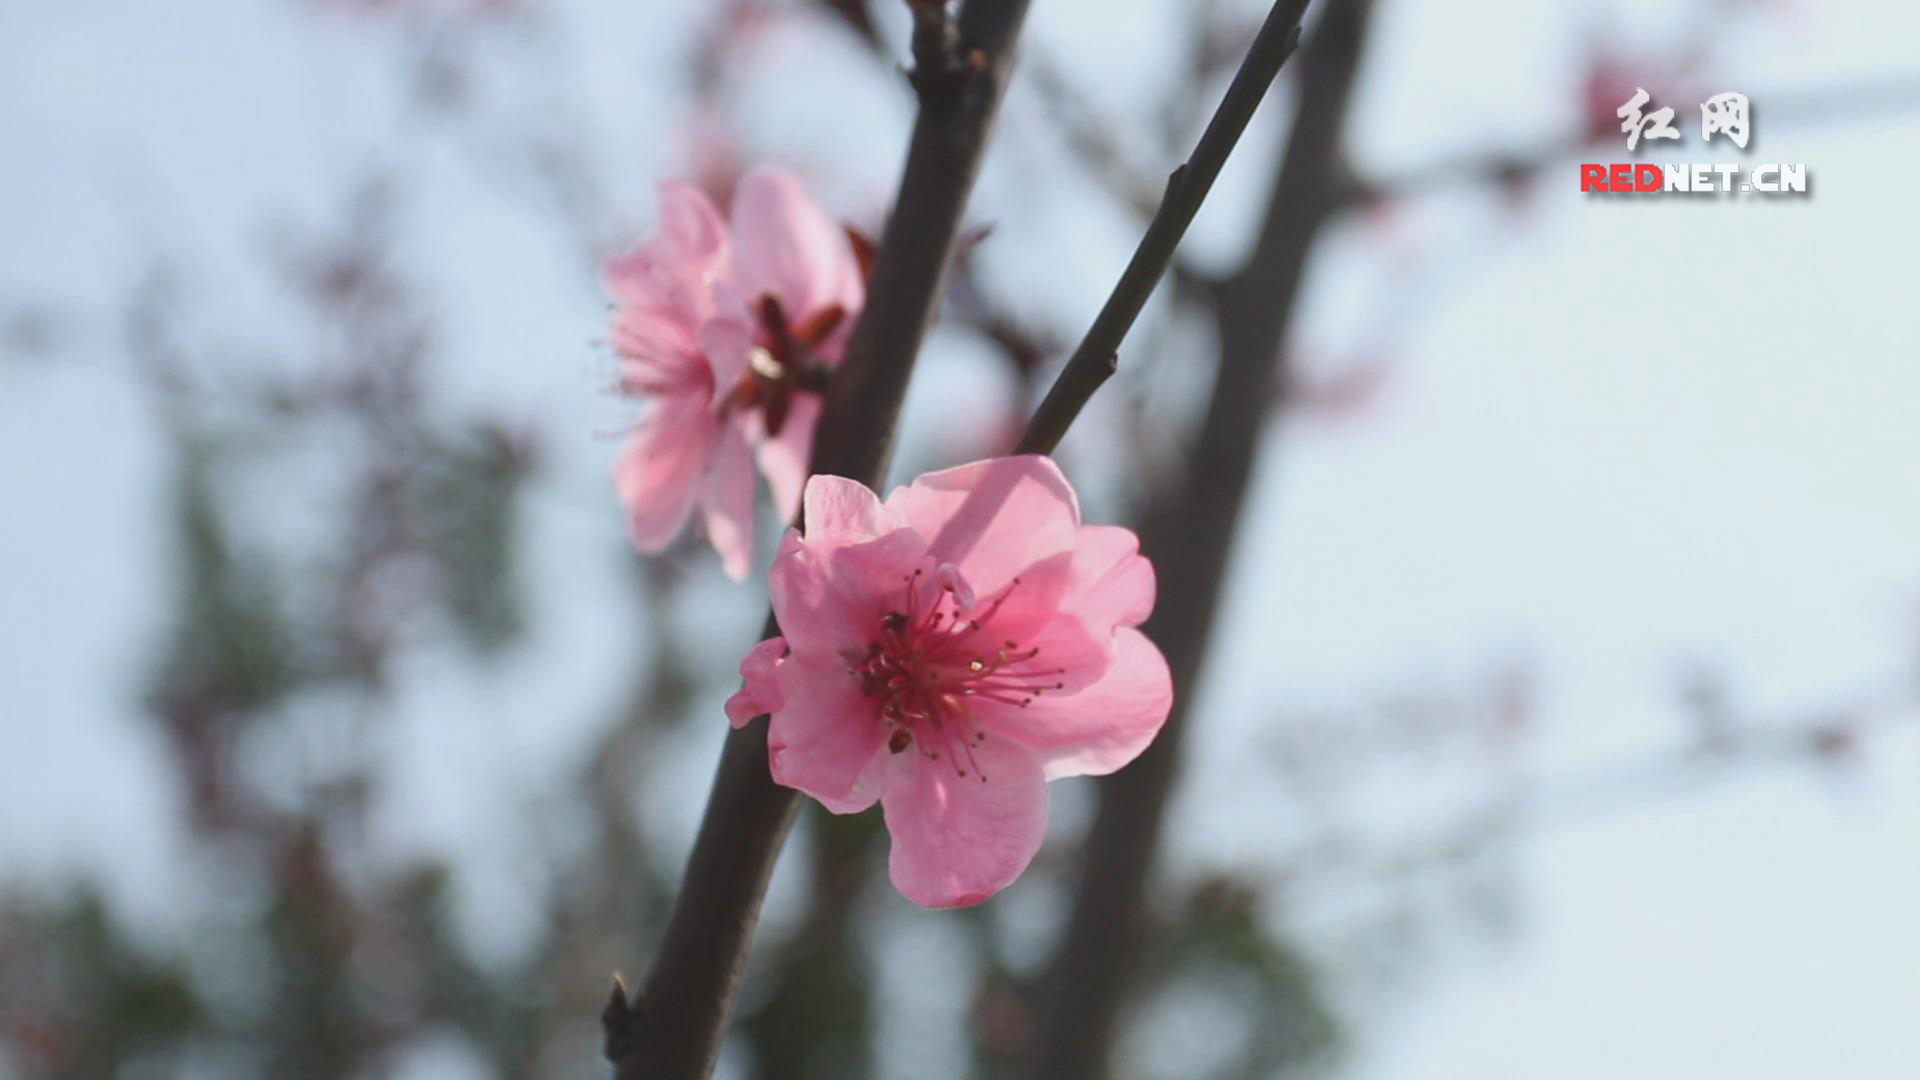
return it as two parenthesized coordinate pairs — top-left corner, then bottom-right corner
(610, 166), (864, 579)
(725, 456), (1173, 908)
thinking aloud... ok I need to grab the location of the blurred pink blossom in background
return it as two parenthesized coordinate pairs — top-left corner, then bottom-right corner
(609, 167), (865, 579)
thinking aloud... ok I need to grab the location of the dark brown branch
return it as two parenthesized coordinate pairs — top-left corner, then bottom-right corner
(603, 2), (1031, 1077)
(815, 0), (1029, 484)
(814, 0), (1220, 372)
(1029, 2), (1379, 1077)
(1016, 0), (1308, 457)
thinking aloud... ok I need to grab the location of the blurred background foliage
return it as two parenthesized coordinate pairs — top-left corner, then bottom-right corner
(3, 0), (1917, 1078)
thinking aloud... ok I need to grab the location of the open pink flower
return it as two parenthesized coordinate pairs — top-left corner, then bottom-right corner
(609, 166), (864, 579)
(725, 456), (1173, 908)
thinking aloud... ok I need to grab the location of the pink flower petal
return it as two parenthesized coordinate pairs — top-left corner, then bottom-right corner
(726, 636), (787, 729)
(1061, 525), (1157, 632)
(728, 166), (862, 325)
(1002, 605), (1115, 697)
(881, 736), (1048, 908)
(882, 455), (1081, 601)
(607, 181), (728, 326)
(610, 305), (709, 394)
(757, 392), (819, 525)
(615, 394), (719, 553)
(801, 472), (899, 548)
(697, 316), (755, 405)
(769, 525), (927, 659)
(767, 653), (888, 813)
(703, 425), (758, 581)
(993, 627), (1172, 781)
(956, 549), (1075, 652)
(653, 180), (729, 267)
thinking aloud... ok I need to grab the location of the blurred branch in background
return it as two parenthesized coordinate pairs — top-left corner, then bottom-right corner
(1032, 3), (1379, 1075)
(1016, 0), (1306, 456)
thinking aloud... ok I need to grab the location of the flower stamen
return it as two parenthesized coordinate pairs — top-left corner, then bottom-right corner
(847, 570), (1063, 781)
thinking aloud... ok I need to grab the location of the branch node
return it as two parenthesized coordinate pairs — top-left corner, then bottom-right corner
(601, 976), (641, 1063)
(906, 0), (964, 96)
(1279, 24), (1303, 62)
(1165, 163), (1191, 198)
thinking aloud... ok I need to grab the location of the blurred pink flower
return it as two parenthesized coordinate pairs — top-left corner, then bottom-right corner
(1576, 46), (1704, 143)
(609, 166), (864, 579)
(725, 456), (1173, 907)
(1286, 350), (1396, 424)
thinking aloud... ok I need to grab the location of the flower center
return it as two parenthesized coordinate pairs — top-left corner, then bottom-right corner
(717, 294), (843, 437)
(847, 568), (1066, 781)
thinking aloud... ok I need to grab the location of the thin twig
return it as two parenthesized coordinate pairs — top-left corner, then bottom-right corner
(603, 2), (1032, 1077)
(1030, 1), (1378, 1075)
(1016, 0), (1309, 456)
